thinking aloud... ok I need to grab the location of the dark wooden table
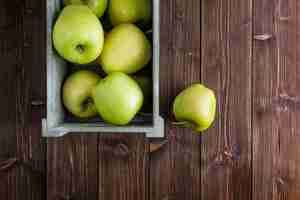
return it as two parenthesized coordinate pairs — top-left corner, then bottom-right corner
(1, 0), (300, 199)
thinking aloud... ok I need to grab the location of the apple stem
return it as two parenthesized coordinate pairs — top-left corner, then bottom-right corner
(171, 121), (189, 126)
(145, 29), (152, 35)
(81, 97), (93, 111)
(75, 44), (85, 54)
(138, 112), (152, 116)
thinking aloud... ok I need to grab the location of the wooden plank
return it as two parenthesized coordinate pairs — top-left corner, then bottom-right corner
(201, 0), (252, 199)
(0, 0), (47, 199)
(98, 134), (148, 200)
(0, 0), (19, 199)
(14, 0), (47, 199)
(276, 1), (300, 198)
(149, 0), (201, 199)
(47, 135), (98, 200)
(252, 0), (279, 199)
(253, 0), (300, 199)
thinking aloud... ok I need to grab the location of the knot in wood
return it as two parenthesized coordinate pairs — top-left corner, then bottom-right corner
(114, 143), (130, 157)
(275, 177), (290, 192)
(0, 156), (44, 179)
(273, 94), (300, 111)
(0, 157), (18, 171)
(223, 146), (240, 162)
(254, 34), (273, 41)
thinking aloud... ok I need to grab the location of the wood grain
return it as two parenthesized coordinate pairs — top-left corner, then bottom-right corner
(47, 135), (98, 200)
(149, 0), (201, 199)
(276, 1), (300, 198)
(15, 0), (47, 199)
(252, 0), (279, 199)
(253, 0), (300, 199)
(0, 0), (19, 199)
(201, 0), (252, 199)
(98, 134), (148, 200)
(0, 0), (47, 199)
(2, 0), (300, 199)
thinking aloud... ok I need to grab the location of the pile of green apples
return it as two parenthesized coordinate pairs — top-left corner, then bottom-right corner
(53, 0), (152, 125)
(53, 0), (217, 132)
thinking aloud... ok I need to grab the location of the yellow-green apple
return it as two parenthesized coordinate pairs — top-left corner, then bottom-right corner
(173, 84), (216, 132)
(108, 0), (151, 26)
(53, 5), (104, 64)
(64, 0), (108, 18)
(92, 72), (143, 125)
(98, 24), (151, 74)
(133, 75), (152, 111)
(63, 70), (101, 118)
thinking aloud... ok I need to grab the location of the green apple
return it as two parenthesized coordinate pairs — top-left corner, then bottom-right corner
(173, 84), (216, 132)
(108, 0), (151, 26)
(133, 75), (152, 111)
(92, 72), (143, 125)
(98, 24), (152, 74)
(53, 5), (104, 64)
(64, 0), (108, 18)
(63, 70), (101, 118)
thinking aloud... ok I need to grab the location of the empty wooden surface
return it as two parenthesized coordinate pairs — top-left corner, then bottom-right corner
(1, 0), (300, 200)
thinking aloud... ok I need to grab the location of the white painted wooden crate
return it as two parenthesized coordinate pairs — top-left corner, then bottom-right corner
(43, 0), (164, 138)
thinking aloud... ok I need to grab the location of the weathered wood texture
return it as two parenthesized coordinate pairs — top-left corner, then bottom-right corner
(0, 0), (46, 199)
(252, 0), (279, 199)
(0, 0), (19, 199)
(1, 0), (300, 200)
(47, 135), (98, 200)
(253, 0), (300, 199)
(99, 134), (148, 200)
(276, 1), (300, 198)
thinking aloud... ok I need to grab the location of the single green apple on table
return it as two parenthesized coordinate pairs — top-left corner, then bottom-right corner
(53, 5), (104, 64)
(63, 70), (101, 118)
(92, 72), (144, 125)
(98, 24), (152, 74)
(109, 0), (151, 26)
(64, 0), (108, 18)
(173, 84), (216, 132)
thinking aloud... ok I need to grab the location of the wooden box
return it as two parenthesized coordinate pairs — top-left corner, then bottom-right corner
(43, 0), (164, 138)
